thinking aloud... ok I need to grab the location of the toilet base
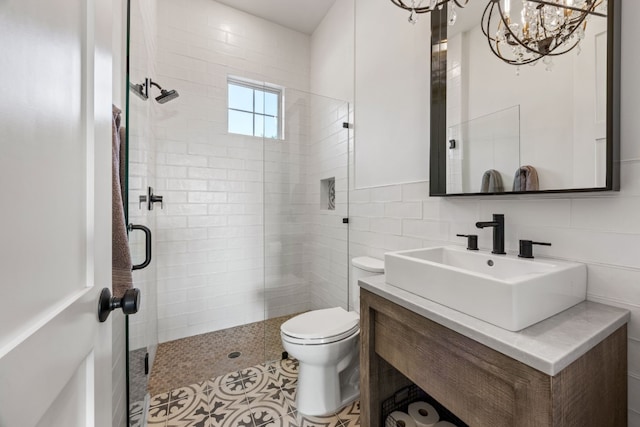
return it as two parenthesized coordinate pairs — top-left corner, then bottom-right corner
(295, 361), (360, 416)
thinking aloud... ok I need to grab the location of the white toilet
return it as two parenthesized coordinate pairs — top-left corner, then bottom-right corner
(280, 256), (384, 416)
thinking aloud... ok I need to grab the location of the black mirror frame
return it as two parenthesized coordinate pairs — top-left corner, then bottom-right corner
(429, 0), (621, 197)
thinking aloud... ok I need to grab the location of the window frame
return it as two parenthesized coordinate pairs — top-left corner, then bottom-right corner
(227, 77), (283, 140)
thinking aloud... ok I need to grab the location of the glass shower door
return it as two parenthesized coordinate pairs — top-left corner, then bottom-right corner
(263, 89), (351, 361)
(126, 0), (159, 423)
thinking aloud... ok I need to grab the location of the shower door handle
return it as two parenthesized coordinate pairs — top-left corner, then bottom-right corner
(128, 223), (152, 270)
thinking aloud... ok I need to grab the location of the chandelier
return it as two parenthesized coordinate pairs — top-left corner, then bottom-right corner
(481, 0), (607, 67)
(390, 0), (469, 24)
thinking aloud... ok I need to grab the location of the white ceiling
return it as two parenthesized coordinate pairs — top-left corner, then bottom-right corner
(215, 0), (337, 35)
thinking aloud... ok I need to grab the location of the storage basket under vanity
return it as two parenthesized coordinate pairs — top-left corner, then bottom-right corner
(381, 384), (469, 427)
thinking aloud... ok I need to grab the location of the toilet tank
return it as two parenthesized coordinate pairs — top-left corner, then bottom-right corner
(350, 257), (384, 313)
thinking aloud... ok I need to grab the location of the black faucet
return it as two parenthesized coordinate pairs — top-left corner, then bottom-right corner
(476, 214), (506, 254)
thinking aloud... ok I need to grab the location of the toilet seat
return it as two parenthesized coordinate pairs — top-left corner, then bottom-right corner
(281, 307), (359, 345)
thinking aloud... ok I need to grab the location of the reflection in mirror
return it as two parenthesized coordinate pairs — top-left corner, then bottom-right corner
(430, 0), (620, 196)
(447, 106), (520, 193)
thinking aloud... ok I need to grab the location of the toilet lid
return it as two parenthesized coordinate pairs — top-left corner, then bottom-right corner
(352, 256), (384, 273)
(281, 307), (359, 342)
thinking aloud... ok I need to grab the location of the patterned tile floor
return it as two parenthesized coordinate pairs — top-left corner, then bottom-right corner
(131, 358), (360, 427)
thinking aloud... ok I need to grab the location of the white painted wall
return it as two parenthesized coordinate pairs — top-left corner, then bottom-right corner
(572, 16), (609, 188)
(310, 0), (355, 102)
(353, 0), (430, 189)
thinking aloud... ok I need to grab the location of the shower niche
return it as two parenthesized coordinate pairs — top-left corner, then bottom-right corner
(321, 177), (336, 210)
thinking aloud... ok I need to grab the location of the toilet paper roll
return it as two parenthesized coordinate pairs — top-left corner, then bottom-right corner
(433, 422), (457, 427)
(408, 401), (440, 427)
(386, 411), (417, 427)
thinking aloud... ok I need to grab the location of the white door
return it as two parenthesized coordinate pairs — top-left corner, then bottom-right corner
(0, 0), (114, 426)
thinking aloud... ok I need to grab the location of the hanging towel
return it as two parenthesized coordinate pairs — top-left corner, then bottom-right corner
(512, 165), (539, 191)
(480, 169), (504, 193)
(112, 105), (133, 298)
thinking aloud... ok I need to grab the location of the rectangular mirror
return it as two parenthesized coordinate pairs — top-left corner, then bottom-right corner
(429, 0), (620, 196)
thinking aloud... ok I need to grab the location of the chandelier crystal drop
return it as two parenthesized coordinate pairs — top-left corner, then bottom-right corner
(390, 0), (469, 25)
(481, 0), (607, 66)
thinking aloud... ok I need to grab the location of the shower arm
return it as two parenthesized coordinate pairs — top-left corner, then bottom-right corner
(148, 79), (164, 91)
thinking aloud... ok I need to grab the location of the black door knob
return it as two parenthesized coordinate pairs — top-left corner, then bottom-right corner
(98, 287), (141, 322)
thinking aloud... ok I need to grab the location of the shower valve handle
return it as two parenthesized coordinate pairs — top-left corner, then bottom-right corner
(139, 186), (164, 210)
(149, 193), (163, 210)
(147, 187), (163, 210)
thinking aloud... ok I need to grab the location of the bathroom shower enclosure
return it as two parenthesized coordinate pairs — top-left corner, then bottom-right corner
(125, 0), (351, 423)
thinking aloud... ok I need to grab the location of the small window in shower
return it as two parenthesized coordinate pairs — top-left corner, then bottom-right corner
(228, 77), (282, 139)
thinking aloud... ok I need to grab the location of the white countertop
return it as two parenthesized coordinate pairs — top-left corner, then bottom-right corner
(359, 275), (630, 376)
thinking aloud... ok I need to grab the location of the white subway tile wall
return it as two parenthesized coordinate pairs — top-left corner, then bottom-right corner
(305, 95), (350, 312)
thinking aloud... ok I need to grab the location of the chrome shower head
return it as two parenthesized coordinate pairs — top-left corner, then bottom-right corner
(155, 89), (179, 104)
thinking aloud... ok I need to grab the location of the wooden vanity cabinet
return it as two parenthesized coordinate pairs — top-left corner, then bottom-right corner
(360, 289), (627, 427)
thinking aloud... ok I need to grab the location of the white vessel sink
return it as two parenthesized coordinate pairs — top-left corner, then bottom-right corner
(384, 246), (586, 331)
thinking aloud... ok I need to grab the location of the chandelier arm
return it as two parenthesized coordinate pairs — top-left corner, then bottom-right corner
(547, 39), (582, 56)
(482, 2), (526, 66)
(451, 0), (469, 9)
(480, 1), (496, 38)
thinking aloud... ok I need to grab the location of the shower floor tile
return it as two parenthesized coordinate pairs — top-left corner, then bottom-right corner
(148, 313), (298, 397)
(147, 358), (359, 427)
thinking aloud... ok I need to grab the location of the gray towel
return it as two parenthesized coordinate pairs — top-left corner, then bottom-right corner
(112, 105), (133, 298)
(512, 165), (539, 191)
(480, 169), (504, 193)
